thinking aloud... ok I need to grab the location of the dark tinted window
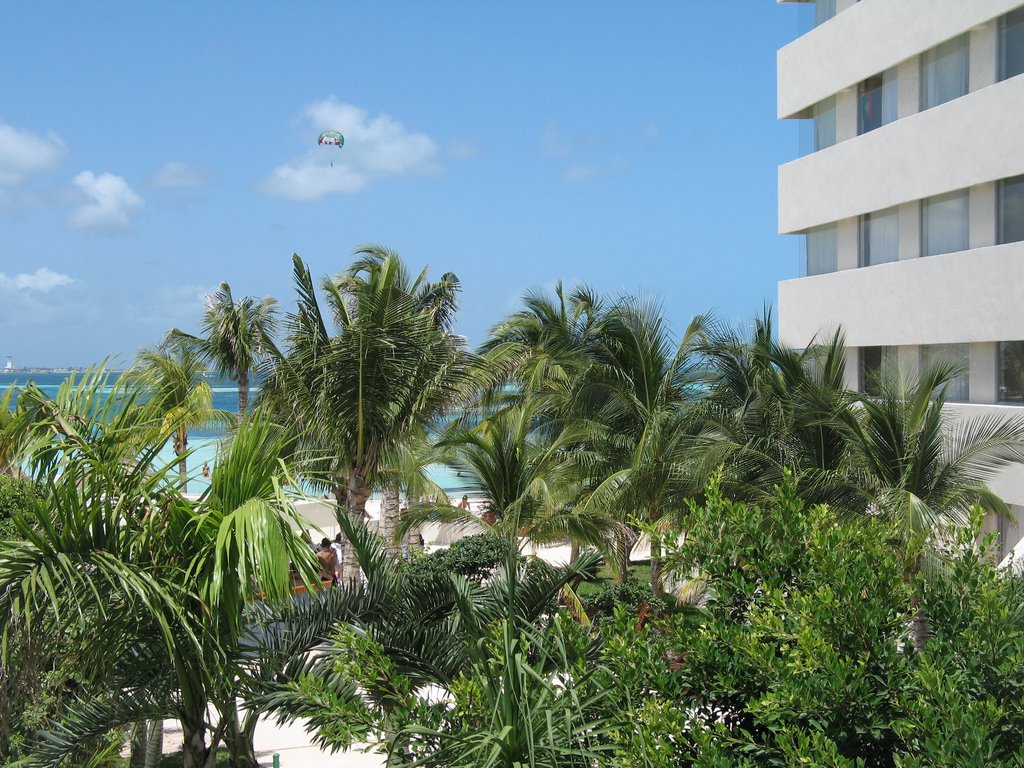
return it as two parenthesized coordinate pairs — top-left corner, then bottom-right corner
(1000, 8), (1024, 81)
(998, 175), (1024, 245)
(999, 341), (1024, 403)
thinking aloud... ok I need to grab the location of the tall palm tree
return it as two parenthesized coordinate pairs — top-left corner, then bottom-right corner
(259, 247), (469, 584)
(575, 300), (710, 589)
(427, 404), (608, 554)
(840, 359), (1024, 651)
(129, 345), (229, 491)
(695, 309), (856, 509)
(170, 282), (279, 422)
(479, 281), (605, 414)
(0, 369), (319, 768)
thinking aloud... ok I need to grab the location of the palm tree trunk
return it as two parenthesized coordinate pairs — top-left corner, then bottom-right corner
(615, 527), (639, 583)
(906, 555), (929, 653)
(910, 594), (930, 653)
(237, 371), (249, 423)
(381, 485), (401, 559)
(569, 540), (580, 565)
(222, 708), (259, 768)
(650, 537), (663, 596)
(144, 719), (163, 768)
(175, 428), (188, 493)
(180, 715), (210, 768)
(342, 469), (371, 588)
(129, 721), (147, 768)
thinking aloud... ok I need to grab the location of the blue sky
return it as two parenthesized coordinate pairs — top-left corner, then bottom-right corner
(1, 1), (809, 367)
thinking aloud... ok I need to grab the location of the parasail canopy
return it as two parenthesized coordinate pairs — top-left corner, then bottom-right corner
(318, 130), (345, 148)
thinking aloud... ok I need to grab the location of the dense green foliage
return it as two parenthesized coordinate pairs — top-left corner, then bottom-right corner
(582, 578), (667, 623)
(405, 534), (514, 583)
(4, 249), (1024, 767)
(0, 475), (35, 541)
(603, 476), (1024, 767)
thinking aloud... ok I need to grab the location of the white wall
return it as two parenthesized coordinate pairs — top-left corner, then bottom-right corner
(778, 0), (1021, 118)
(946, 404), (1024, 509)
(779, 241), (1024, 348)
(780, 75), (1024, 233)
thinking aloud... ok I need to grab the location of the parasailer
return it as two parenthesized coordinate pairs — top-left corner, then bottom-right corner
(319, 130), (344, 166)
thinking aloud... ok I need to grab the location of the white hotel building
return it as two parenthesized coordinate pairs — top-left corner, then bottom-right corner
(777, 0), (1024, 556)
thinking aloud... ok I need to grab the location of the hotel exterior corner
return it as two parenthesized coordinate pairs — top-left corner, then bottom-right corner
(778, 0), (1024, 555)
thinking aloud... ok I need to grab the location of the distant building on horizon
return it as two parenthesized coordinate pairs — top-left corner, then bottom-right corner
(777, 0), (1024, 557)
(3, 356), (11, 372)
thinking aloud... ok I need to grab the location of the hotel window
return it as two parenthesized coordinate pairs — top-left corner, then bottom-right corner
(998, 175), (1024, 245)
(815, 0), (836, 27)
(920, 34), (969, 110)
(813, 96), (836, 151)
(921, 190), (969, 257)
(859, 207), (899, 266)
(858, 69), (897, 134)
(861, 346), (897, 396)
(920, 344), (969, 402)
(806, 224), (838, 276)
(998, 341), (1024, 403)
(1000, 8), (1024, 81)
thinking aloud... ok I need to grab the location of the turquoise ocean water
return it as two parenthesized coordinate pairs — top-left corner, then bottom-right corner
(0, 371), (469, 496)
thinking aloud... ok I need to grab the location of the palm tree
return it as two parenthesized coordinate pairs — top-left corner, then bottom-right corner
(479, 281), (605, 413)
(245, 504), (606, 765)
(0, 384), (26, 477)
(695, 309), (857, 509)
(129, 345), (229, 492)
(259, 247), (469, 584)
(426, 404), (608, 555)
(0, 369), (319, 768)
(170, 282), (279, 421)
(574, 300), (710, 589)
(840, 359), (1024, 651)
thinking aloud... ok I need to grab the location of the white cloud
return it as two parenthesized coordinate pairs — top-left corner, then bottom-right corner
(68, 171), (144, 233)
(0, 268), (76, 332)
(0, 121), (66, 185)
(541, 121), (575, 157)
(122, 283), (213, 327)
(562, 164), (601, 183)
(152, 161), (212, 189)
(562, 157), (628, 184)
(448, 138), (481, 159)
(260, 97), (441, 202)
(0, 267), (73, 292)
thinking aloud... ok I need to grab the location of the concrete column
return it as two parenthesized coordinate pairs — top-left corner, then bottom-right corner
(897, 55), (920, 120)
(844, 347), (860, 391)
(969, 182), (997, 250)
(970, 21), (998, 93)
(898, 200), (920, 260)
(835, 88), (858, 143)
(970, 342), (998, 404)
(837, 217), (859, 270)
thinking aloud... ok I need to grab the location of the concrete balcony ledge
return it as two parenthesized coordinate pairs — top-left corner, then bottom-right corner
(778, 0), (1019, 118)
(778, 241), (1024, 349)
(779, 74), (1024, 233)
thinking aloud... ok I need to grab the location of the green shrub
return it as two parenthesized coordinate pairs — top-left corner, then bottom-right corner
(407, 534), (515, 583)
(583, 579), (667, 623)
(0, 475), (38, 540)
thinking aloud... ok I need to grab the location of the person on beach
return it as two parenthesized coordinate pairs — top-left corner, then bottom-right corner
(316, 537), (338, 586)
(201, 462), (210, 478)
(458, 494), (471, 511)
